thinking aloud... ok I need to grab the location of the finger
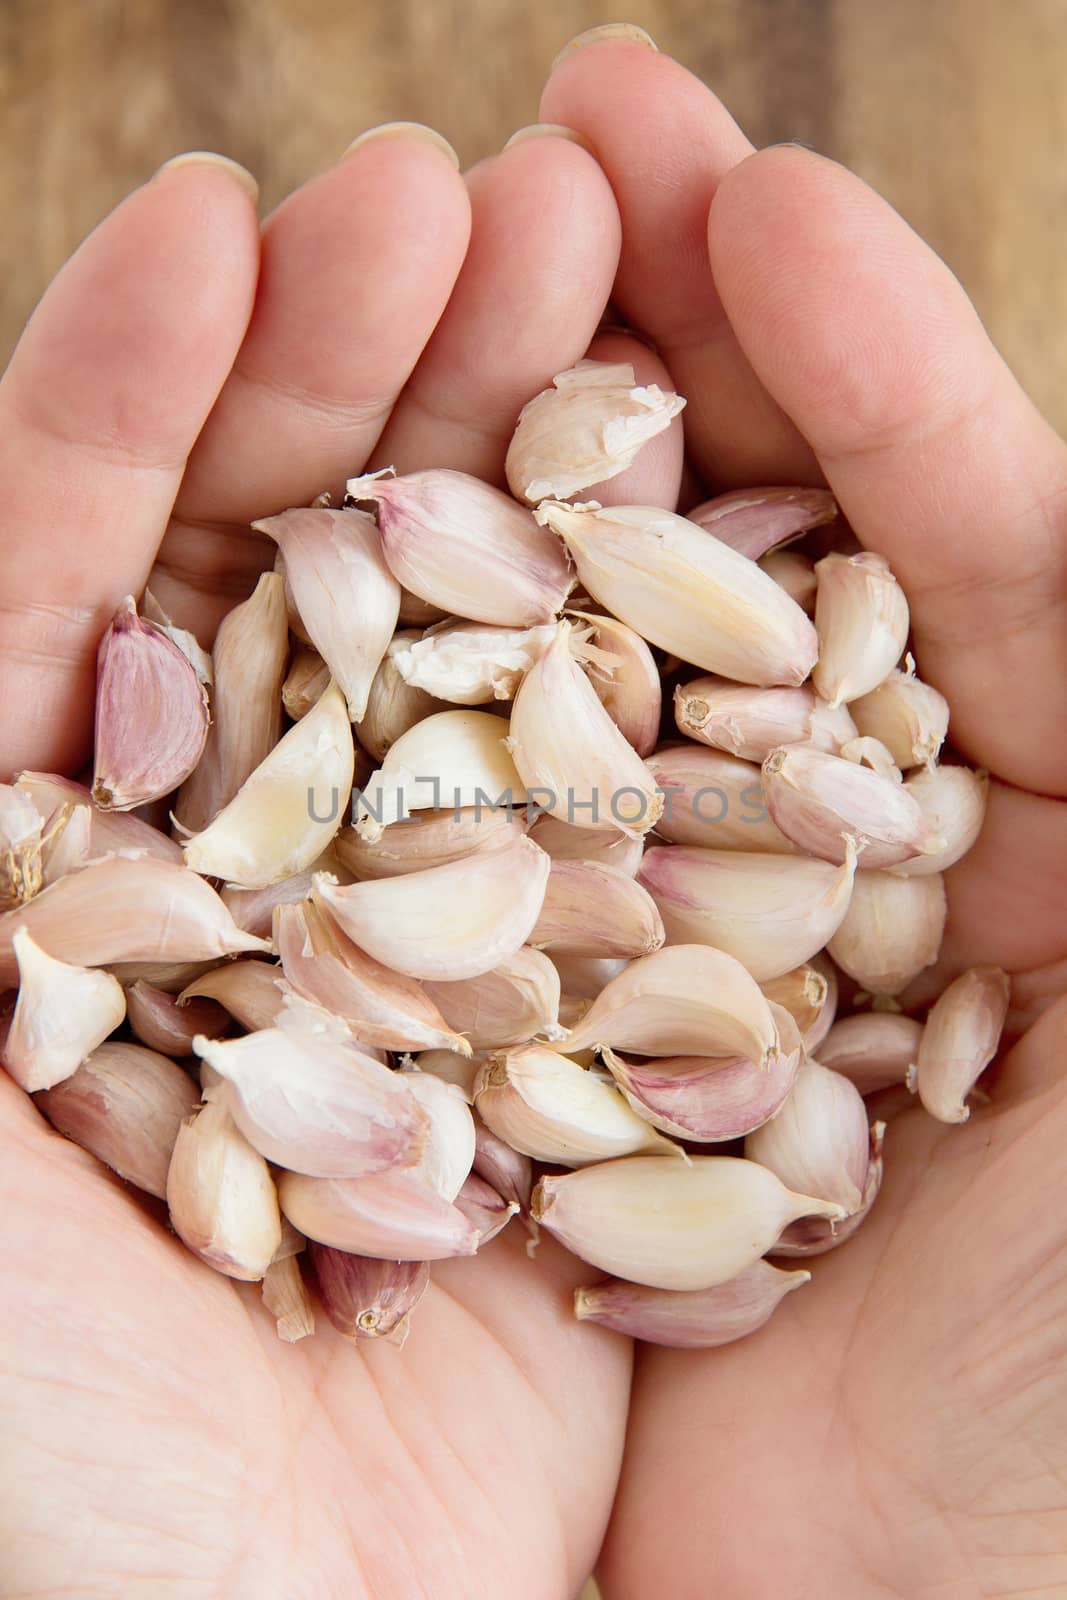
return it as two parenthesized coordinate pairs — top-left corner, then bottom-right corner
(540, 33), (817, 486)
(708, 146), (1067, 793)
(0, 156), (260, 779)
(373, 128), (621, 482)
(154, 126), (472, 638)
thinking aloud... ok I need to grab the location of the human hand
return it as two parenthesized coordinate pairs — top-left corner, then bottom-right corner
(540, 35), (1067, 1599)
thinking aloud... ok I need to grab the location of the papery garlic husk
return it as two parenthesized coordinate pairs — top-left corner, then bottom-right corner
(403, 1070), (476, 1200)
(15, 772), (184, 863)
(909, 966), (1010, 1124)
(193, 1015), (428, 1180)
(527, 814), (644, 876)
(183, 680), (354, 888)
(760, 965), (832, 1050)
(568, 609), (662, 757)
(674, 677), (817, 763)
(559, 944), (780, 1062)
(887, 765), (989, 878)
(1, 928), (125, 1091)
(818, 1012), (924, 1095)
(36, 1041), (201, 1198)
(773, 1122), (885, 1256)
(850, 665), (949, 771)
(275, 900), (470, 1054)
(828, 869), (947, 995)
(686, 485), (838, 561)
(529, 859), (664, 959)
(167, 1093), (282, 1279)
(125, 979), (228, 1057)
(455, 1172), (519, 1245)
(40, 802), (92, 884)
(637, 841), (857, 983)
(758, 550), (817, 614)
(506, 621), (663, 834)
(262, 1254), (316, 1343)
(745, 1055), (871, 1213)
(220, 844), (351, 939)
(644, 745), (796, 853)
(549, 954), (630, 1001)
(354, 630), (442, 761)
(761, 746), (942, 868)
(253, 507), (400, 721)
(91, 596), (210, 810)
(472, 1116), (534, 1211)
(0, 785), (45, 909)
(279, 1167), (479, 1260)
(175, 571), (289, 832)
(839, 736), (903, 782)
(179, 959), (288, 1032)
(505, 360), (686, 504)
(391, 621), (556, 705)
(811, 552), (909, 706)
(0, 856), (269, 986)
(423, 946), (564, 1049)
(353, 708), (524, 840)
(283, 646), (330, 721)
(532, 1155), (845, 1291)
(535, 500), (818, 687)
(346, 466), (573, 626)
(474, 1044), (679, 1166)
(312, 834), (550, 982)
(574, 1258), (812, 1348)
(336, 805), (525, 880)
(409, 1047), (485, 1102)
(310, 1244), (430, 1346)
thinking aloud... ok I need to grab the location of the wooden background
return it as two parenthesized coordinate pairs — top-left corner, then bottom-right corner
(2, 0), (1067, 435)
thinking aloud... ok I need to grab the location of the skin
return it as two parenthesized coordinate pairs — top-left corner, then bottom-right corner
(1, 32), (1066, 1600)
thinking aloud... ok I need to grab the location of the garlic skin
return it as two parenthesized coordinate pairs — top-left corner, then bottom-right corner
(819, 1012), (924, 1095)
(179, 960), (289, 1033)
(839, 736), (903, 783)
(686, 485), (838, 561)
(812, 552), (909, 706)
(527, 815), (645, 877)
(532, 1155), (845, 1292)
(474, 1044), (679, 1166)
(761, 746), (942, 868)
(3, 928), (126, 1091)
(167, 1094), (282, 1280)
(423, 946), (564, 1049)
(40, 802), (92, 884)
(346, 466), (573, 626)
(645, 745), (795, 854)
(568, 610), (662, 758)
(761, 964), (832, 1050)
(530, 859), (665, 959)
(637, 842), (856, 983)
(574, 1259), (811, 1348)
(254, 507), (400, 721)
(507, 621), (663, 835)
(675, 678), (817, 763)
(310, 1245), (430, 1346)
(262, 1255), (316, 1343)
(125, 979), (228, 1058)
(759, 550), (817, 614)
(278, 1168), (480, 1261)
(354, 630), (441, 760)
(336, 805), (526, 881)
(91, 596), (210, 811)
(0, 785), (45, 910)
(15, 772), (184, 863)
(35, 1041), (200, 1198)
(140, 588), (214, 685)
(828, 870), (947, 995)
(888, 765), (989, 878)
(745, 1056), (871, 1214)
(535, 501), (818, 688)
(353, 708), (524, 841)
(313, 834), (550, 982)
(0, 856), (269, 986)
(183, 680), (354, 889)
(391, 622), (556, 705)
(456, 1173), (520, 1244)
(505, 361), (686, 504)
(910, 966), (1010, 1124)
(774, 1123), (885, 1256)
(850, 666), (950, 771)
(559, 943), (780, 1063)
(283, 646), (331, 721)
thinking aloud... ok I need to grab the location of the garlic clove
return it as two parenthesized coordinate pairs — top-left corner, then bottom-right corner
(407, 1048), (484, 1103)
(0, 785), (45, 909)
(312, 834), (550, 982)
(15, 772), (184, 863)
(455, 1173), (520, 1245)
(3, 928), (126, 1091)
(818, 1011), (924, 1095)
(745, 1055), (871, 1214)
(806, 697), (860, 755)
(336, 804), (525, 880)
(568, 610), (662, 757)
(527, 814), (644, 876)
(279, 1167), (480, 1260)
(532, 1155), (845, 1292)
(811, 552), (909, 706)
(909, 966), (1010, 1124)
(403, 1071), (476, 1201)
(179, 960), (289, 1032)
(140, 588), (214, 685)
(761, 745), (942, 868)
(472, 1116), (534, 1211)
(167, 1093), (282, 1280)
(310, 1245), (430, 1345)
(346, 466), (573, 626)
(92, 596), (210, 811)
(574, 1258), (811, 1348)
(261, 1254), (316, 1342)
(773, 1122), (885, 1256)
(602, 1033), (800, 1144)
(686, 485), (837, 561)
(529, 858), (664, 959)
(35, 1040), (201, 1198)
(253, 507), (400, 721)
(758, 549), (817, 614)
(423, 946), (564, 1049)
(535, 500), (818, 688)
(125, 978), (228, 1057)
(674, 677), (816, 763)
(353, 628), (442, 760)
(283, 646), (331, 721)
(828, 869), (947, 995)
(353, 708), (524, 840)
(838, 736), (903, 783)
(40, 802), (92, 884)
(760, 964), (833, 1051)
(887, 765), (989, 878)
(391, 621), (557, 705)
(549, 953), (630, 1002)
(850, 665), (950, 771)
(644, 745), (796, 854)
(220, 844), (351, 939)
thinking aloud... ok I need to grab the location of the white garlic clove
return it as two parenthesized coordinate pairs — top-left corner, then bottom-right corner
(674, 677), (816, 763)
(529, 858), (664, 959)
(574, 1259), (812, 1348)
(773, 1123), (885, 1256)
(850, 665), (950, 771)
(407, 1048), (484, 1103)
(745, 1055), (871, 1214)
(337, 805), (526, 881)
(179, 959), (289, 1032)
(353, 708), (524, 841)
(806, 697), (860, 755)
(761, 745), (942, 868)
(909, 966), (1010, 1124)
(549, 953), (630, 1002)
(309, 1245), (429, 1345)
(818, 1012), (924, 1095)
(758, 549), (817, 614)
(279, 1167), (479, 1261)
(527, 814), (644, 876)
(811, 552), (909, 706)
(828, 869), (947, 995)
(422, 946), (564, 1050)
(3, 928), (126, 1091)
(455, 1173), (520, 1245)
(686, 485), (837, 561)
(353, 629), (442, 760)
(167, 1094), (282, 1280)
(15, 772), (184, 863)
(887, 765), (989, 878)
(403, 1071), (476, 1201)
(838, 736), (903, 783)
(644, 745), (796, 854)
(568, 609), (662, 757)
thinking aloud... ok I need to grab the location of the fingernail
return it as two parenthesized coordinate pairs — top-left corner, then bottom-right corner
(344, 122), (460, 169)
(158, 152), (259, 202)
(551, 23), (658, 73)
(504, 123), (595, 155)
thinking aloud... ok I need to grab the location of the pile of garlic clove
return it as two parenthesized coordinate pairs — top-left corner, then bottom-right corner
(0, 359), (1007, 1352)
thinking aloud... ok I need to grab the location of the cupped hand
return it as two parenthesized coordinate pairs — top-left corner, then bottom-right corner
(542, 38), (1067, 1600)
(0, 128), (637, 1599)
